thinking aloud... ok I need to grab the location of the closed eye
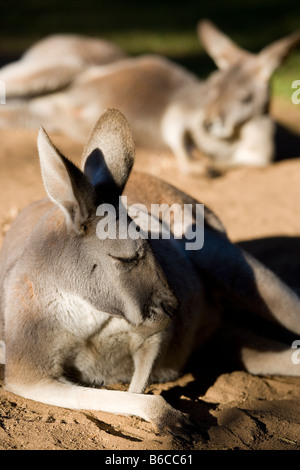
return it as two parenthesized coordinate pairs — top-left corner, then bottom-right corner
(109, 254), (139, 263)
(109, 246), (146, 264)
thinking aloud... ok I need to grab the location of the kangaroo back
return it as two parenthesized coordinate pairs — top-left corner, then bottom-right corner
(0, 34), (126, 98)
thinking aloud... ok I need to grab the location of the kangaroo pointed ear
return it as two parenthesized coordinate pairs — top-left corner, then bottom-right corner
(257, 31), (300, 81)
(197, 20), (251, 69)
(81, 108), (135, 202)
(38, 126), (94, 232)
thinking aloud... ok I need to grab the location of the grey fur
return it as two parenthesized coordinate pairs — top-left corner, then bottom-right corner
(0, 109), (300, 437)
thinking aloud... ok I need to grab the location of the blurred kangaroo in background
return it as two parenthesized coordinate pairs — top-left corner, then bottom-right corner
(0, 21), (299, 173)
(1, 109), (300, 438)
(0, 33), (126, 97)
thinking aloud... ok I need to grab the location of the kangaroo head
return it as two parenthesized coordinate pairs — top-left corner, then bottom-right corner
(37, 108), (177, 330)
(197, 20), (300, 139)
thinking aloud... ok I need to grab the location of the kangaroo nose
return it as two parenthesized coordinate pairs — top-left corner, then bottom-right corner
(203, 116), (233, 139)
(204, 116), (224, 132)
(203, 119), (213, 133)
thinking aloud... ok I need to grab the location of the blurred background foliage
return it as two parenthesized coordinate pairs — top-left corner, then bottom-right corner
(0, 0), (299, 98)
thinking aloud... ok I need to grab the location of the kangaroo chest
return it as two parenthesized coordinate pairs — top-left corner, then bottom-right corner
(71, 316), (159, 387)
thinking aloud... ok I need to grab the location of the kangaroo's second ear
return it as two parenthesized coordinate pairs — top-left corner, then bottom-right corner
(257, 31), (300, 81)
(81, 108), (135, 199)
(38, 127), (93, 231)
(197, 19), (251, 69)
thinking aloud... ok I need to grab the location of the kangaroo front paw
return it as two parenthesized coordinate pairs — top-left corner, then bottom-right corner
(146, 395), (198, 442)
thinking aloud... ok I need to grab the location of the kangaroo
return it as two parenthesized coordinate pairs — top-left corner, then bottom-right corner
(0, 22), (299, 173)
(0, 33), (126, 98)
(1, 108), (300, 438)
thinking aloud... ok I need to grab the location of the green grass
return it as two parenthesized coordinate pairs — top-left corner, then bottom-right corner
(104, 30), (202, 57)
(272, 53), (300, 99)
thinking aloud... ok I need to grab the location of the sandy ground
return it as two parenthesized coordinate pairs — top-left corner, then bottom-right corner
(1, 98), (300, 451)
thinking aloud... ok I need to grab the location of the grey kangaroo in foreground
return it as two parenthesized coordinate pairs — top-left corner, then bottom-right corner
(0, 21), (299, 173)
(1, 109), (300, 438)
